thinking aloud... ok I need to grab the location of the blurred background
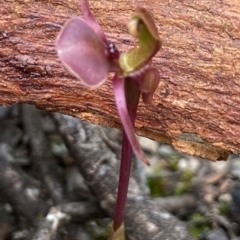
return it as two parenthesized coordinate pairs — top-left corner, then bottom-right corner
(0, 104), (239, 240)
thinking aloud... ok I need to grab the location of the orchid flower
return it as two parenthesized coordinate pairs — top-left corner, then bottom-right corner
(56, 0), (161, 237)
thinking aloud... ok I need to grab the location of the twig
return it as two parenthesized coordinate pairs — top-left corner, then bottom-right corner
(32, 207), (68, 240)
(56, 202), (106, 222)
(66, 223), (93, 240)
(0, 145), (47, 225)
(22, 105), (68, 204)
(154, 194), (197, 214)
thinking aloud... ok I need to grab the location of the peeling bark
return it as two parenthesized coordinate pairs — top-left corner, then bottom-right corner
(0, 0), (240, 161)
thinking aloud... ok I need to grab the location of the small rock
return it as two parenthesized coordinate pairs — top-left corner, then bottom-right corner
(0, 123), (22, 147)
(12, 230), (30, 240)
(231, 168), (240, 179)
(178, 157), (201, 172)
(178, 158), (189, 170)
(158, 144), (176, 157)
(41, 115), (56, 133)
(139, 136), (158, 154)
(200, 228), (229, 240)
(219, 193), (232, 203)
(230, 157), (240, 179)
(230, 184), (240, 223)
(0, 107), (10, 119)
(210, 161), (227, 172)
(50, 135), (68, 158)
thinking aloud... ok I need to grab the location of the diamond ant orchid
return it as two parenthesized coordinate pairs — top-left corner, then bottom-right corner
(56, 0), (161, 237)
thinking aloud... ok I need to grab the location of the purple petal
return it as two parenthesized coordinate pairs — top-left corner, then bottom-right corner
(113, 74), (150, 166)
(80, 0), (108, 44)
(56, 17), (109, 87)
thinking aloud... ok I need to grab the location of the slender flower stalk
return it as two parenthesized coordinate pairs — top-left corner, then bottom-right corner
(113, 132), (133, 232)
(55, 0), (161, 237)
(112, 77), (140, 232)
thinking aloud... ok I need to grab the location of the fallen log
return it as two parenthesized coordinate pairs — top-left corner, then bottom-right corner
(1, 0), (240, 161)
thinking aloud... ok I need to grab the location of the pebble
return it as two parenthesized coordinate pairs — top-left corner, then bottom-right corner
(0, 107), (10, 119)
(138, 136), (159, 154)
(158, 144), (177, 157)
(200, 228), (229, 240)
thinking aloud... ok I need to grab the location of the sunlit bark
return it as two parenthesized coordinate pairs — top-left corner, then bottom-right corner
(1, 0), (240, 161)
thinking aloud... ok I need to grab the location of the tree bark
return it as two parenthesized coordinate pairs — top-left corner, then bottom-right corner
(1, 0), (240, 161)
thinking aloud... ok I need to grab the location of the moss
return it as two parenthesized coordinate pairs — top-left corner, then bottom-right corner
(148, 176), (170, 197)
(86, 220), (112, 239)
(188, 213), (211, 238)
(219, 201), (231, 217)
(174, 170), (194, 195)
(168, 156), (179, 171)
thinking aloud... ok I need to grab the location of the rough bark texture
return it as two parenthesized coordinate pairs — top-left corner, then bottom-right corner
(1, 0), (240, 161)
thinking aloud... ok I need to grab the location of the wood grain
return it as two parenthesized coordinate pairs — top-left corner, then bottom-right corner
(1, 0), (240, 161)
